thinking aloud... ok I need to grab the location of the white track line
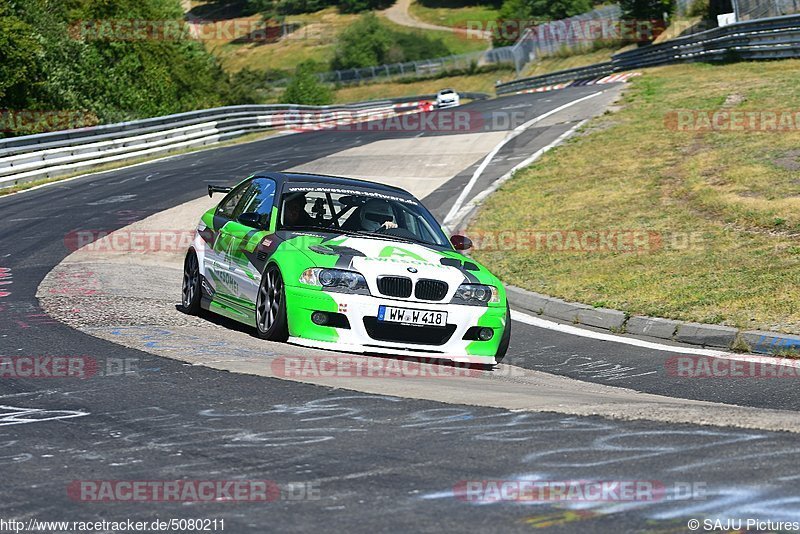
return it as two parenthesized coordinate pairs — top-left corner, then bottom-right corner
(446, 118), (588, 230)
(512, 309), (800, 367)
(442, 90), (603, 227)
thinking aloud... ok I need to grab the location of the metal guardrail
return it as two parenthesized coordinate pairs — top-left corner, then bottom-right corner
(0, 92), (488, 190)
(496, 13), (800, 95)
(495, 62), (616, 95)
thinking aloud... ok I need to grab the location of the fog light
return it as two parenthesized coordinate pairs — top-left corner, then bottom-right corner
(311, 311), (329, 325)
(478, 327), (494, 341)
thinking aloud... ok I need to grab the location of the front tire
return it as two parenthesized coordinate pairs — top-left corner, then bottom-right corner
(255, 264), (289, 341)
(495, 304), (511, 363)
(180, 249), (201, 315)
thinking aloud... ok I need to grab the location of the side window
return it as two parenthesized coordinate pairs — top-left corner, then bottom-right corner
(239, 178), (277, 228)
(216, 180), (252, 220)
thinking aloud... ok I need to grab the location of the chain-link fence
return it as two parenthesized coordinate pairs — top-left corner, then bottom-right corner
(508, 5), (622, 75)
(315, 51), (493, 85)
(735, 0), (800, 20)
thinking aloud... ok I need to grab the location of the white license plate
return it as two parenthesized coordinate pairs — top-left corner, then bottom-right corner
(378, 306), (447, 327)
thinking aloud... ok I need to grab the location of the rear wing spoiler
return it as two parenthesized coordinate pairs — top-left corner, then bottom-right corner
(208, 185), (233, 197)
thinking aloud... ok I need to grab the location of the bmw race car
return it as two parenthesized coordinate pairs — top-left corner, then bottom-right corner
(180, 172), (510, 364)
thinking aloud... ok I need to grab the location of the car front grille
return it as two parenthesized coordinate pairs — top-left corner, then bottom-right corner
(377, 276), (412, 298)
(414, 279), (448, 301)
(363, 318), (456, 346)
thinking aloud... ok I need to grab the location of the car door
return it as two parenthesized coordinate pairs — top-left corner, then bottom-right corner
(206, 179), (252, 301)
(225, 177), (277, 313)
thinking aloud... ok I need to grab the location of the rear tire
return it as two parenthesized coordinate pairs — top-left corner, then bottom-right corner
(255, 264), (289, 341)
(494, 304), (511, 363)
(180, 249), (201, 315)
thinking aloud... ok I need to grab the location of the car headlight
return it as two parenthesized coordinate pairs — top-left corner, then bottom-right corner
(300, 268), (370, 294)
(451, 283), (499, 304)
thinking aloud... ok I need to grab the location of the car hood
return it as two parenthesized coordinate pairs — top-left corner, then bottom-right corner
(276, 230), (501, 293)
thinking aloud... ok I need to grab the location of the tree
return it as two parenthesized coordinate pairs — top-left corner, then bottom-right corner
(330, 13), (392, 70)
(498, 0), (593, 22)
(620, 0), (674, 42)
(0, 7), (40, 104)
(494, 0), (593, 46)
(280, 61), (333, 105)
(620, 0), (675, 20)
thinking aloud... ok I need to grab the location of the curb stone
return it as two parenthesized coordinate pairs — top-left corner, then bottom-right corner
(625, 315), (680, 339)
(505, 284), (799, 353)
(741, 330), (800, 354)
(675, 322), (738, 348)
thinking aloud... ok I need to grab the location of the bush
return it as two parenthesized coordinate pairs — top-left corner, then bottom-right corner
(687, 0), (709, 17)
(0, 0), (232, 129)
(246, 0), (390, 15)
(226, 68), (289, 104)
(338, 0), (393, 13)
(280, 61), (333, 105)
(494, 0), (593, 46)
(620, 0), (675, 20)
(498, 0), (593, 22)
(0, 5), (40, 104)
(331, 13), (454, 70)
(330, 13), (392, 70)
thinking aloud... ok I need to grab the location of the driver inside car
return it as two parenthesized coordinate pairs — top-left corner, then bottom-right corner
(360, 199), (398, 232)
(282, 193), (315, 227)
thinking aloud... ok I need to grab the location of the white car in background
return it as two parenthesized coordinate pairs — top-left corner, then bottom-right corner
(435, 89), (460, 109)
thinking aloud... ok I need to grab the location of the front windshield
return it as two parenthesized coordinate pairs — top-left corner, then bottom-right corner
(278, 184), (450, 247)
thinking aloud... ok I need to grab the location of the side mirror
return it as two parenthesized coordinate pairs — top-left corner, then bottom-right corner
(450, 234), (472, 251)
(237, 212), (262, 228)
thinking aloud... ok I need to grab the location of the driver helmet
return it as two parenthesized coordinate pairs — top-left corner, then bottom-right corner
(360, 199), (394, 232)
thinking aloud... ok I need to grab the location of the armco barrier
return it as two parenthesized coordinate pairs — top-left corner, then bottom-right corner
(0, 92), (488, 190)
(496, 13), (800, 94)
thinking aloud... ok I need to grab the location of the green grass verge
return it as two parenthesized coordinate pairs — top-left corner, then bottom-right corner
(469, 60), (800, 334)
(379, 17), (489, 55)
(408, 1), (500, 30)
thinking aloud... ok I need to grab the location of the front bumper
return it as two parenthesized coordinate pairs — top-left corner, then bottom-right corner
(285, 285), (506, 363)
(436, 100), (459, 109)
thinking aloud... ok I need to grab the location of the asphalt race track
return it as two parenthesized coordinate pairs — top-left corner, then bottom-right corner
(2, 86), (800, 533)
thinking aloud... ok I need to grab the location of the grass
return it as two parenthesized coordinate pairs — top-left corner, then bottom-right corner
(193, 4), (487, 75)
(202, 8), (359, 73)
(469, 60), (800, 335)
(332, 66), (512, 102)
(379, 17), (490, 56)
(521, 47), (625, 78)
(408, 1), (501, 30)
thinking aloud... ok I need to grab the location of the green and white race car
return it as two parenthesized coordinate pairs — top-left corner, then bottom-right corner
(180, 172), (510, 364)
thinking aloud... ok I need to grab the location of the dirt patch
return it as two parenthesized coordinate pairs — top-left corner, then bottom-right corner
(773, 149), (800, 171)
